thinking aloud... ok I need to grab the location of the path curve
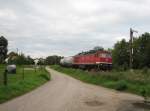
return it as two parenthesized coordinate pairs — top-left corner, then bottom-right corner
(0, 67), (143, 111)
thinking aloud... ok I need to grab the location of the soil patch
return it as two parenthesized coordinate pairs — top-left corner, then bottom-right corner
(85, 100), (103, 107)
(133, 102), (150, 110)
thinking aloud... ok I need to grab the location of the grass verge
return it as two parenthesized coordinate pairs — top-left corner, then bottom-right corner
(0, 65), (50, 103)
(51, 65), (150, 97)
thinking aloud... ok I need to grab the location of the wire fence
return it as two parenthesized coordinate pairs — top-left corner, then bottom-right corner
(0, 65), (49, 86)
(0, 65), (5, 85)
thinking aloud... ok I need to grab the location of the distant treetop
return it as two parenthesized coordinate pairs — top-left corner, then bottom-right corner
(77, 46), (104, 55)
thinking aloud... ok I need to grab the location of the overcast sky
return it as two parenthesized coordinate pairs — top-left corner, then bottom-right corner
(0, 0), (150, 58)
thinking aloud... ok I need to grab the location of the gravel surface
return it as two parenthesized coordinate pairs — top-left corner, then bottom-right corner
(0, 67), (144, 111)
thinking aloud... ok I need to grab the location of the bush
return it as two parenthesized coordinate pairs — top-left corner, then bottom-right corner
(122, 62), (129, 71)
(115, 80), (128, 91)
(140, 87), (147, 97)
(142, 67), (148, 74)
(39, 74), (50, 81)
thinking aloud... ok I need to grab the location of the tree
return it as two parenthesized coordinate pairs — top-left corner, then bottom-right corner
(38, 58), (45, 65)
(7, 52), (34, 65)
(0, 36), (8, 63)
(93, 46), (104, 51)
(112, 39), (130, 70)
(26, 56), (34, 65)
(77, 46), (104, 55)
(112, 32), (150, 69)
(133, 33), (150, 68)
(45, 55), (62, 65)
(15, 53), (26, 65)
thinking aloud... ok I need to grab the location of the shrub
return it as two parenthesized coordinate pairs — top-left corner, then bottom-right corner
(39, 74), (50, 81)
(142, 67), (148, 74)
(123, 62), (129, 71)
(115, 80), (128, 91)
(140, 87), (146, 97)
(139, 87), (149, 103)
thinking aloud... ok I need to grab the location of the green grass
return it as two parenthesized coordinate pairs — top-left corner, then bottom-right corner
(51, 65), (150, 97)
(0, 65), (50, 103)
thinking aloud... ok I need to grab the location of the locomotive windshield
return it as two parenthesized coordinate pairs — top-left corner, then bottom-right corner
(99, 53), (111, 58)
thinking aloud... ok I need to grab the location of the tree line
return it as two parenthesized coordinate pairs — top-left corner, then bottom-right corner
(77, 46), (104, 55)
(112, 32), (150, 70)
(7, 52), (62, 65)
(0, 36), (62, 65)
(0, 32), (150, 69)
(7, 52), (34, 65)
(35, 56), (62, 65)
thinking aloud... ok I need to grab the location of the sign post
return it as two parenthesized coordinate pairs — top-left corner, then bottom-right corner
(34, 59), (39, 73)
(3, 58), (9, 86)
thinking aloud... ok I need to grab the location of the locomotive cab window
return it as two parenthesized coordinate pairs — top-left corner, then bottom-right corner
(106, 53), (112, 58)
(99, 53), (106, 58)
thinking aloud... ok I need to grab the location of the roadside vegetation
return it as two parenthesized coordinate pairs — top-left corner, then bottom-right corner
(0, 36), (52, 103)
(112, 32), (150, 70)
(0, 65), (50, 103)
(51, 65), (150, 97)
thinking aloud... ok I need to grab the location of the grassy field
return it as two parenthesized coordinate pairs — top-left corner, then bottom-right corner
(51, 65), (150, 97)
(0, 64), (50, 103)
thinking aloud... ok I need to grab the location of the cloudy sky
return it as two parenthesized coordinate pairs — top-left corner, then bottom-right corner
(0, 0), (150, 58)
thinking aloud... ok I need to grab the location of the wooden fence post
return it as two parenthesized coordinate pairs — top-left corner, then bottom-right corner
(3, 69), (8, 86)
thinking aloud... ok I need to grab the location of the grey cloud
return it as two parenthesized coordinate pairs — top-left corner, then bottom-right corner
(0, 0), (150, 57)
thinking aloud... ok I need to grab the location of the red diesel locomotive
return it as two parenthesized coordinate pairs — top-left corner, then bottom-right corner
(60, 50), (112, 70)
(73, 51), (112, 70)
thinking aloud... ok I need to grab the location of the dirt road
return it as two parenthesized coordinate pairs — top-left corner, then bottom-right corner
(0, 67), (144, 111)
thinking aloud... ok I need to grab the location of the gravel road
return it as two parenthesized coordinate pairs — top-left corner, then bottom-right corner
(0, 67), (144, 111)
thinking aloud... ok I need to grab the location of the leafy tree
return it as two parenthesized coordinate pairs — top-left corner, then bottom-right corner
(133, 33), (150, 68)
(7, 52), (34, 65)
(78, 46), (104, 55)
(26, 56), (34, 65)
(45, 55), (62, 65)
(15, 53), (26, 65)
(107, 48), (113, 52)
(93, 46), (104, 51)
(38, 58), (45, 65)
(113, 32), (150, 69)
(112, 39), (130, 70)
(0, 36), (8, 63)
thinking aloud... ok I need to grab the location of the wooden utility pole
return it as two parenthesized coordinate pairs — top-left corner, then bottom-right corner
(130, 28), (138, 69)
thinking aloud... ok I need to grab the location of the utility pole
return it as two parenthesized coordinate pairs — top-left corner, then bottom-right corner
(130, 28), (138, 69)
(16, 48), (19, 55)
